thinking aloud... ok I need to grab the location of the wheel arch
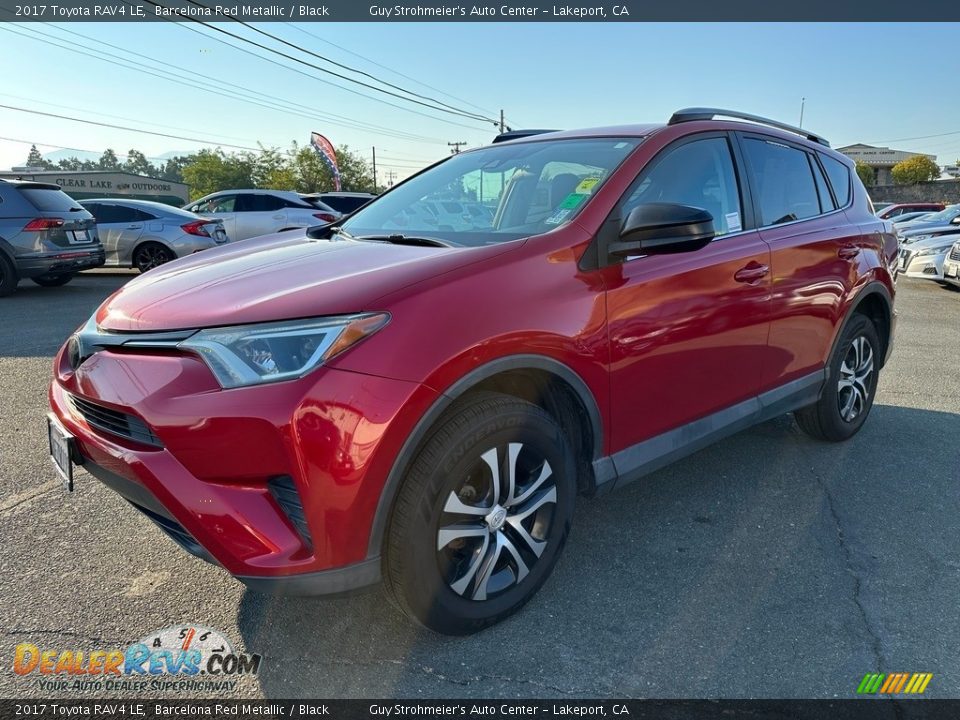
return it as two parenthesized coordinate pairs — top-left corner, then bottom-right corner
(830, 281), (894, 373)
(366, 354), (604, 559)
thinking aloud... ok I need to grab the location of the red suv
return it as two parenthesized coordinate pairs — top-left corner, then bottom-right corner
(48, 109), (897, 634)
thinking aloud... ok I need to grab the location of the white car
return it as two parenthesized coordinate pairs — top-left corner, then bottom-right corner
(897, 234), (960, 281)
(184, 190), (341, 241)
(941, 239), (960, 289)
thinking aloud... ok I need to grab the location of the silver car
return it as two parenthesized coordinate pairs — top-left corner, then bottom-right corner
(183, 190), (341, 241)
(80, 199), (228, 272)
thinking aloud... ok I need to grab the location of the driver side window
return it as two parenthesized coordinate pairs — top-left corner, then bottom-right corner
(621, 136), (743, 236)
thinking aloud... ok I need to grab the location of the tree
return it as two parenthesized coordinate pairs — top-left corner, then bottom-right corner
(251, 146), (297, 190)
(181, 148), (255, 199)
(288, 142), (378, 193)
(123, 149), (155, 177)
(25, 145), (54, 169)
(891, 155), (940, 185)
(98, 149), (121, 171)
(855, 161), (875, 187)
(158, 156), (190, 184)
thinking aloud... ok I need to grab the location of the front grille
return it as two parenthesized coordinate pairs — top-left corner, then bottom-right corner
(950, 245), (960, 262)
(69, 394), (163, 448)
(268, 475), (313, 548)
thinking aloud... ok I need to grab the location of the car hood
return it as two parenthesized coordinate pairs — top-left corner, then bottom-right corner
(899, 225), (960, 242)
(96, 231), (513, 332)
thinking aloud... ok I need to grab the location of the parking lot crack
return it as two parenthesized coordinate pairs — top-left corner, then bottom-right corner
(815, 475), (886, 669)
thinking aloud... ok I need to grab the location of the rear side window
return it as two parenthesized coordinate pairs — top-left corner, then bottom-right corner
(742, 138), (820, 226)
(321, 196), (370, 213)
(239, 194), (285, 212)
(810, 157), (836, 213)
(820, 154), (852, 208)
(19, 187), (82, 212)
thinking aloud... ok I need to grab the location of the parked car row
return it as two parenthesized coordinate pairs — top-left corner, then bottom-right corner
(892, 203), (960, 288)
(0, 182), (376, 295)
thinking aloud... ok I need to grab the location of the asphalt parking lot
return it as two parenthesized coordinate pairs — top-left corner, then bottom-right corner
(1, 271), (959, 700)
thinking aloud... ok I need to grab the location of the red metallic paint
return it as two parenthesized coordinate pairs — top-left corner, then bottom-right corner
(49, 119), (897, 587)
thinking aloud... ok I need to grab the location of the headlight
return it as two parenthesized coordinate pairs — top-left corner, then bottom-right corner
(906, 234), (931, 243)
(915, 244), (953, 257)
(179, 313), (389, 388)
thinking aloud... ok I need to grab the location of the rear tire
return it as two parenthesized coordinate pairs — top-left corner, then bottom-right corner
(0, 254), (17, 297)
(795, 313), (880, 442)
(133, 243), (175, 273)
(31, 273), (74, 287)
(383, 393), (576, 635)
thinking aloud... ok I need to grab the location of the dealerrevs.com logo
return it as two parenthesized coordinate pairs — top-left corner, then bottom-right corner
(12, 625), (261, 693)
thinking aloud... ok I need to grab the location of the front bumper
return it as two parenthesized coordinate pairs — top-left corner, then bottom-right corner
(16, 247), (106, 278)
(900, 247), (949, 280)
(942, 253), (960, 287)
(49, 344), (438, 594)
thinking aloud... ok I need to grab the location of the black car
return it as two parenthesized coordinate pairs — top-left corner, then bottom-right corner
(0, 180), (105, 296)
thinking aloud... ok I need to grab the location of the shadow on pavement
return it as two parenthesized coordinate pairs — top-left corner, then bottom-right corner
(236, 404), (960, 699)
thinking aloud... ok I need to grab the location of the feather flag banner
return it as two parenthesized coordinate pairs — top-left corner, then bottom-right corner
(310, 132), (341, 191)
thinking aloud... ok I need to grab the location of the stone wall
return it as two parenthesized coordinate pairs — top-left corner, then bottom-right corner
(867, 180), (960, 205)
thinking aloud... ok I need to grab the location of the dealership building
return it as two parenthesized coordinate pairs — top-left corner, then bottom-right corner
(0, 169), (189, 205)
(836, 144), (937, 186)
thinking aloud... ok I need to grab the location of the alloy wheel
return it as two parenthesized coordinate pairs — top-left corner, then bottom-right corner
(838, 336), (874, 422)
(136, 245), (172, 272)
(437, 442), (557, 601)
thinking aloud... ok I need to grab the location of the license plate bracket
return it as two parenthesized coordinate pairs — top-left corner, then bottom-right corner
(47, 415), (75, 492)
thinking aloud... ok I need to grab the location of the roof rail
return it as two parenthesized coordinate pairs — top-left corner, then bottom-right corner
(668, 108), (830, 147)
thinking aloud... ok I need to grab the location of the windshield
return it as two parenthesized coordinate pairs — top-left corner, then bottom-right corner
(341, 137), (642, 246)
(918, 205), (960, 223)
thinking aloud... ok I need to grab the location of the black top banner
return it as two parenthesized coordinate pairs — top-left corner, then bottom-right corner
(2, 0), (960, 21)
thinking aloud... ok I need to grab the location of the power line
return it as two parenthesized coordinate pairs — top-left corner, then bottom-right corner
(138, 9), (490, 137)
(0, 103), (263, 151)
(0, 21), (447, 146)
(180, 6), (497, 123)
(144, 0), (497, 131)
(0, 135), (173, 164)
(867, 129), (960, 144)
(282, 23), (498, 118)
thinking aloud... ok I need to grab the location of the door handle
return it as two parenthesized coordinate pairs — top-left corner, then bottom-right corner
(838, 245), (860, 260)
(734, 263), (769, 284)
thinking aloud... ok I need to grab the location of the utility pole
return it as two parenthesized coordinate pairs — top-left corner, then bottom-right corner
(385, 170), (397, 187)
(448, 141), (467, 155)
(372, 146), (377, 189)
(799, 97), (806, 129)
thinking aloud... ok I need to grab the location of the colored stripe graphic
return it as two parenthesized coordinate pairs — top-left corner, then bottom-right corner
(857, 672), (932, 694)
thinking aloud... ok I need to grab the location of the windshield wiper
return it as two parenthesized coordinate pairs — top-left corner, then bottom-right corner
(356, 234), (454, 248)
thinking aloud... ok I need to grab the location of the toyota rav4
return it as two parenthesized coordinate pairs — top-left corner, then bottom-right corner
(48, 109), (897, 634)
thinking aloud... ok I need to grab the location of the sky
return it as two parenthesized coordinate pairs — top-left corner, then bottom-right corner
(1, 22), (959, 180)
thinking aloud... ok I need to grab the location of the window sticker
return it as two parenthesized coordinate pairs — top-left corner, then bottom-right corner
(559, 193), (588, 210)
(575, 177), (601, 195)
(545, 208), (572, 225)
(725, 211), (742, 233)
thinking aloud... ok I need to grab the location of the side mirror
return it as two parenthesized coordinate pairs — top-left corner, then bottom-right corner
(608, 203), (716, 258)
(951, 216), (960, 225)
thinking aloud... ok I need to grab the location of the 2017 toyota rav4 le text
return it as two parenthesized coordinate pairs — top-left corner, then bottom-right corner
(48, 109), (897, 635)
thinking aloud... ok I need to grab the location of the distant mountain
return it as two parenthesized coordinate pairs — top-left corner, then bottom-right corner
(41, 149), (193, 164)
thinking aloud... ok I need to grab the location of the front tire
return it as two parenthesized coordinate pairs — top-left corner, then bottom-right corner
(0, 254), (17, 296)
(795, 313), (880, 441)
(383, 393), (576, 635)
(31, 273), (74, 287)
